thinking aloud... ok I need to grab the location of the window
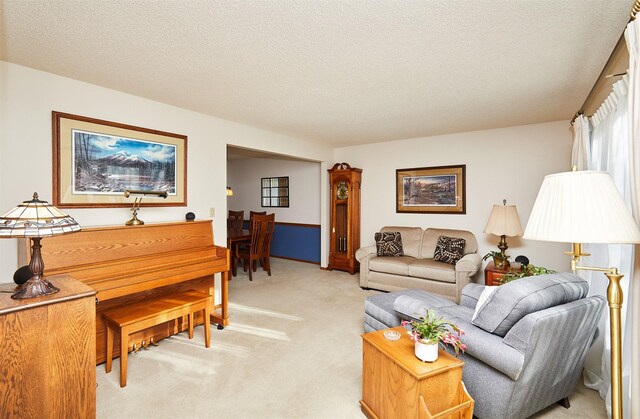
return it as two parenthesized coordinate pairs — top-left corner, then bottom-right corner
(261, 176), (289, 207)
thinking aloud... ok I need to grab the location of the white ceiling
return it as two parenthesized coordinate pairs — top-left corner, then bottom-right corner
(0, 1), (634, 147)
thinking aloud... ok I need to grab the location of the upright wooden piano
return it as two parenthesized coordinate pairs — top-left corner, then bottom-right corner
(19, 220), (229, 364)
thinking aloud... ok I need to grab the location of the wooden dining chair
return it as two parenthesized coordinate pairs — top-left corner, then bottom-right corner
(249, 210), (266, 221)
(227, 210), (245, 277)
(236, 213), (275, 281)
(247, 210), (269, 269)
(228, 210), (244, 232)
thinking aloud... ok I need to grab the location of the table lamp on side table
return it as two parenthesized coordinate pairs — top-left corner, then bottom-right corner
(0, 193), (81, 299)
(523, 171), (640, 419)
(484, 199), (524, 262)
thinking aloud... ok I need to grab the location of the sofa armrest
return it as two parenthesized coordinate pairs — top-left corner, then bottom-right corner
(356, 246), (377, 288)
(355, 246), (376, 262)
(455, 253), (481, 274)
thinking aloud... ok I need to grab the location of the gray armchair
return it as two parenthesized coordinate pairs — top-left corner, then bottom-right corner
(365, 273), (606, 418)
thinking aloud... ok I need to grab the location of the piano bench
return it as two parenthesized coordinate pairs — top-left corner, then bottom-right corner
(102, 290), (212, 387)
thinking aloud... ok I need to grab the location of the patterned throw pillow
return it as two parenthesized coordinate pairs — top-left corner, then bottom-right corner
(374, 232), (404, 257)
(433, 235), (466, 265)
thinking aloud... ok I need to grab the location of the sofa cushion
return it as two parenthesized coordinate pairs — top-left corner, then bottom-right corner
(381, 226), (423, 259)
(472, 286), (498, 321)
(460, 283), (485, 309)
(471, 273), (589, 337)
(433, 236), (465, 264)
(421, 228), (478, 259)
(369, 256), (416, 276)
(502, 295), (606, 355)
(393, 290), (456, 320)
(366, 289), (436, 330)
(374, 231), (404, 256)
(407, 259), (456, 283)
(394, 295), (525, 380)
(442, 311), (525, 380)
(364, 294), (402, 330)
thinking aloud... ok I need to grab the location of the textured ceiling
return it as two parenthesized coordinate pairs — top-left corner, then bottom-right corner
(0, 1), (634, 147)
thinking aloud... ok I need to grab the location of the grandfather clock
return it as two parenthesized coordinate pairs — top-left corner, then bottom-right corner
(328, 162), (362, 274)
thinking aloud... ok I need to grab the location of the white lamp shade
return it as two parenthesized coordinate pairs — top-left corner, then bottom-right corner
(484, 204), (524, 237)
(523, 171), (640, 244)
(0, 193), (81, 237)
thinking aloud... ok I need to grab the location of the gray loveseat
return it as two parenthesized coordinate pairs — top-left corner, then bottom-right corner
(356, 226), (481, 303)
(363, 273), (605, 419)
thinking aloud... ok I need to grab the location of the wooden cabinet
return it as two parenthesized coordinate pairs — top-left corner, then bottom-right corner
(484, 262), (523, 286)
(328, 162), (362, 274)
(0, 275), (96, 418)
(361, 327), (473, 419)
(484, 262), (509, 286)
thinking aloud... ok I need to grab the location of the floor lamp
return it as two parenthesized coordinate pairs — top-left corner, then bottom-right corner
(523, 171), (640, 419)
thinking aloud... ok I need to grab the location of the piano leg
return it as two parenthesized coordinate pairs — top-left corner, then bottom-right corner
(210, 269), (230, 329)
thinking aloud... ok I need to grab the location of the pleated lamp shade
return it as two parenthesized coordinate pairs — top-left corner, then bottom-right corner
(523, 171), (640, 244)
(484, 204), (524, 237)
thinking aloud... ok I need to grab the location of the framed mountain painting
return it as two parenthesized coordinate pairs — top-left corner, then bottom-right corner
(52, 111), (187, 208)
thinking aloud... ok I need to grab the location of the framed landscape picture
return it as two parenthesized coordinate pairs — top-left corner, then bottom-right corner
(52, 111), (187, 208)
(396, 165), (466, 214)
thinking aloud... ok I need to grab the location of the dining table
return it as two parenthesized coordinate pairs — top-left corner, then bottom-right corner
(227, 228), (250, 277)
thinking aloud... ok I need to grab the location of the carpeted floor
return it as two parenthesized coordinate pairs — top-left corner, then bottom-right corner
(96, 258), (606, 418)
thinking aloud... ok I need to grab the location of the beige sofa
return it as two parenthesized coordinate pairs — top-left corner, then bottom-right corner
(355, 226), (482, 303)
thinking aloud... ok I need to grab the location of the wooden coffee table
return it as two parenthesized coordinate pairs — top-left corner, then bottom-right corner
(361, 326), (474, 419)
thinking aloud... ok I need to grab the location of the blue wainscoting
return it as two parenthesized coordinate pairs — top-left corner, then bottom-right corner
(270, 223), (321, 264)
(243, 220), (320, 264)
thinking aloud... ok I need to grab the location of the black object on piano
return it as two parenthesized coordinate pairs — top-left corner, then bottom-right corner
(13, 265), (32, 285)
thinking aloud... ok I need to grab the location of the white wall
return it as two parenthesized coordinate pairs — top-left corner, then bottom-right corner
(0, 61), (577, 281)
(0, 61), (333, 281)
(335, 121), (574, 274)
(227, 158), (321, 224)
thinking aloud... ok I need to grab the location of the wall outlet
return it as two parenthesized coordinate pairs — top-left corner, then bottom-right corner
(209, 207), (215, 217)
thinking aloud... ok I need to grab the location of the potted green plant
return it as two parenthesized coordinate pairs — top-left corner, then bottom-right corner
(483, 251), (510, 269)
(401, 308), (466, 362)
(498, 264), (557, 284)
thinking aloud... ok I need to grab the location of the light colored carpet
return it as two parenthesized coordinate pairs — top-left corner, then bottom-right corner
(96, 258), (606, 418)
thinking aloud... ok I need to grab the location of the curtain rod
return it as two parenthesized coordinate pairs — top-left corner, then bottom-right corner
(571, 0), (640, 125)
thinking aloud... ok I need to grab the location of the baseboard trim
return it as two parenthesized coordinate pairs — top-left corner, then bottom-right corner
(270, 255), (320, 265)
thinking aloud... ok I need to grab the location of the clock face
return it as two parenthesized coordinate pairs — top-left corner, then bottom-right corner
(337, 181), (348, 200)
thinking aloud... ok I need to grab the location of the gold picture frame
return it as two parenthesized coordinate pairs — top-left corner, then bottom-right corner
(52, 111), (187, 208)
(396, 165), (466, 214)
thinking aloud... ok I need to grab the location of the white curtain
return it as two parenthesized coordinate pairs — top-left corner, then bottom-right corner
(581, 71), (635, 418)
(624, 19), (640, 419)
(571, 114), (591, 170)
(574, 112), (604, 397)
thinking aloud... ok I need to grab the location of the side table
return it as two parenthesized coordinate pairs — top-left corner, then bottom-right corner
(361, 326), (474, 419)
(0, 274), (97, 418)
(484, 262), (523, 286)
(484, 261), (509, 286)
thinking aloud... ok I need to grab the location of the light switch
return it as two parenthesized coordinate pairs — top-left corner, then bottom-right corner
(209, 208), (215, 217)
